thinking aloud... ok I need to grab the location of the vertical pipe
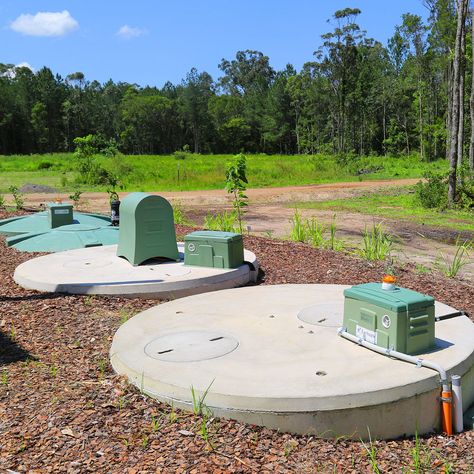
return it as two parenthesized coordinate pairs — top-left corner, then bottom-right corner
(441, 390), (453, 435)
(452, 375), (464, 433)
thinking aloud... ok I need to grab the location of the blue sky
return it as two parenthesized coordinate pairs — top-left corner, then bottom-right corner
(2, 1), (429, 87)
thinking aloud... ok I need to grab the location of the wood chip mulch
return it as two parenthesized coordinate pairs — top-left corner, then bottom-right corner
(1, 216), (474, 473)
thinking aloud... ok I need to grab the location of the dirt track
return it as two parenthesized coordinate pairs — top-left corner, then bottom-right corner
(8, 177), (474, 281)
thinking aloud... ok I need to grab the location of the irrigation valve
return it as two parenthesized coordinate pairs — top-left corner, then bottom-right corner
(381, 274), (396, 291)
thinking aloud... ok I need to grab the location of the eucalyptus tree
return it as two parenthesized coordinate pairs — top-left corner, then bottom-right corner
(179, 68), (215, 153)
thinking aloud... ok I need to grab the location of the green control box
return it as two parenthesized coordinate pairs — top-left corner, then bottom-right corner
(343, 283), (435, 355)
(47, 202), (74, 229)
(116, 193), (179, 266)
(184, 231), (244, 269)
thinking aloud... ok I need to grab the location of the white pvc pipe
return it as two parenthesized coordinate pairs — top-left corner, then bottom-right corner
(452, 374), (464, 433)
(337, 328), (450, 391)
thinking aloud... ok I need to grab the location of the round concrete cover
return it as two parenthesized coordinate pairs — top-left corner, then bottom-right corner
(110, 284), (474, 439)
(144, 331), (239, 362)
(14, 243), (258, 299)
(297, 302), (344, 327)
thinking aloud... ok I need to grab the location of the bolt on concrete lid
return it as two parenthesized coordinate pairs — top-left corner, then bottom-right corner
(0, 211), (111, 237)
(6, 224), (119, 252)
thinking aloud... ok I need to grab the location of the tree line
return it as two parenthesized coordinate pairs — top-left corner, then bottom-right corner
(0, 3), (473, 186)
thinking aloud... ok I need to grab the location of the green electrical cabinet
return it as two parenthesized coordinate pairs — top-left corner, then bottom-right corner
(184, 231), (244, 269)
(116, 193), (179, 266)
(47, 202), (73, 228)
(343, 283), (435, 355)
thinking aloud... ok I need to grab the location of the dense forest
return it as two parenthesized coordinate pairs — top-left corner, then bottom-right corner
(0, 2), (473, 183)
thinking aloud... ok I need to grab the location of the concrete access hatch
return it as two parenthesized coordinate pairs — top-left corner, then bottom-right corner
(144, 330), (239, 362)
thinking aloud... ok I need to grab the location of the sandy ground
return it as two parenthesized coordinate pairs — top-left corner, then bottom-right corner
(7, 178), (474, 281)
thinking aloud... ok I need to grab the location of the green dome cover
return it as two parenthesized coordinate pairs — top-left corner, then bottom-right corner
(6, 224), (119, 252)
(0, 211), (111, 237)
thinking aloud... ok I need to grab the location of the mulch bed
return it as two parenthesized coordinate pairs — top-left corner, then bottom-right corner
(1, 214), (474, 473)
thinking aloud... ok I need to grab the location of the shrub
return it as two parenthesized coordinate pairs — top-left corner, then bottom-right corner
(415, 173), (447, 209)
(204, 210), (238, 232)
(37, 161), (53, 170)
(8, 185), (24, 210)
(225, 153), (248, 234)
(356, 223), (393, 261)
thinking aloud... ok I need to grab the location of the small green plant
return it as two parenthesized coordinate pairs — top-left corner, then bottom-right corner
(116, 396), (128, 410)
(118, 308), (131, 324)
(83, 295), (95, 306)
(10, 323), (16, 340)
(414, 263), (430, 274)
(436, 238), (471, 278)
(150, 413), (163, 432)
(199, 416), (213, 447)
(361, 430), (380, 474)
(69, 188), (82, 207)
(289, 209), (306, 242)
(327, 215), (344, 251)
(289, 210), (344, 250)
(1, 369), (8, 386)
(8, 185), (24, 210)
(141, 435), (149, 449)
(172, 201), (191, 225)
(107, 189), (119, 202)
(190, 380), (214, 416)
(305, 217), (326, 248)
(283, 439), (298, 458)
(225, 153), (248, 234)
(168, 402), (177, 423)
(0, 194), (5, 208)
(204, 210), (238, 232)
(97, 358), (108, 378)
(356, 223), (392, 261)
(49, 365), (59, 377)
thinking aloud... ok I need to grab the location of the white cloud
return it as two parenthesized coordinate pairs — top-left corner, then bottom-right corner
(10, 10), (79, 37)
(2, 62), (34, 79)
(116, 25), (147, 39)
(15, 62), (34, 71)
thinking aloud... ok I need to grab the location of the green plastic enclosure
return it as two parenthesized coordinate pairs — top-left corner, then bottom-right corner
(343, 283), (435, 355)
(47, 202), (73, 228)
(184, 231), (244, 269)
(116, 193), (179, 266)
(6, 224), (119, 252)
(0, 211), (110, 237)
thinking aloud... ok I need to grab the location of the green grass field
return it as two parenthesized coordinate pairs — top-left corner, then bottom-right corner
(0, 152), (448, 193)
(293, 187), (474, 232)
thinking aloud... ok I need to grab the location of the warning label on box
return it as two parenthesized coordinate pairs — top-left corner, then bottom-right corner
(355, 325), (377, 344)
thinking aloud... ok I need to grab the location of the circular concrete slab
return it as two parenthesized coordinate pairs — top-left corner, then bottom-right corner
(110, 284), (474, 439)
(13, 243), (258, 299)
